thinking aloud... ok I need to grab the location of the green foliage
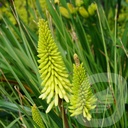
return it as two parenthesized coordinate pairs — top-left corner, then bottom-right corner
(0, 0), (128, 128)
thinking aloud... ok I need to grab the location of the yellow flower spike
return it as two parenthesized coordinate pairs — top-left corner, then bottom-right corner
(38, 19), (72, 113)
(88, 3), (97, 16)
(78, 6), (89, 18)
(59, 6), (71, 19)
(31, 104), (46, 128)
(75, 0), (84, 7)
(69, 54), (97, 121)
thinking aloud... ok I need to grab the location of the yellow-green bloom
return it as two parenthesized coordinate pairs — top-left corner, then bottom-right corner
(32, 104), (45, 128)
(67, 3), (77, 14)
(59, 6), (71, 19)
(75, 0), (84, 7)
(78, 7), (89, 18)
(69, 54), (97, 121)
(88, 3), (97, 16)
(37, 19), (72, 113)
(54, 0), (60, 4)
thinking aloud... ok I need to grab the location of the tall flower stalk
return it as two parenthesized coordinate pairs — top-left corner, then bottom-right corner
(37, 19), (72, 113)
(69, 54), (97, 121)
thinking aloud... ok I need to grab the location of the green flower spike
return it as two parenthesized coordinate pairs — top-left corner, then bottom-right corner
(37, 19), (72, 113)
(69, 54), (97, 121)
(32, 104), (45, 128)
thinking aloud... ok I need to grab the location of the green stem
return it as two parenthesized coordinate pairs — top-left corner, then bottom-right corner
(58, 98), (69, 128)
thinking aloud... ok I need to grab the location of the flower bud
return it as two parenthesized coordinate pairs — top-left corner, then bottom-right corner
(67, 3), (77, 14)
(79, 7), (89, 18)
(88, 3), (97, 16)
(54, 0), (60, 4)
(59, 6), (70, 18)
(75, 0), (84, 7)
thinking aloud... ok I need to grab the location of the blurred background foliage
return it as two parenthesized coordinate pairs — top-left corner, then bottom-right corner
(0, 0), (128, 128)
